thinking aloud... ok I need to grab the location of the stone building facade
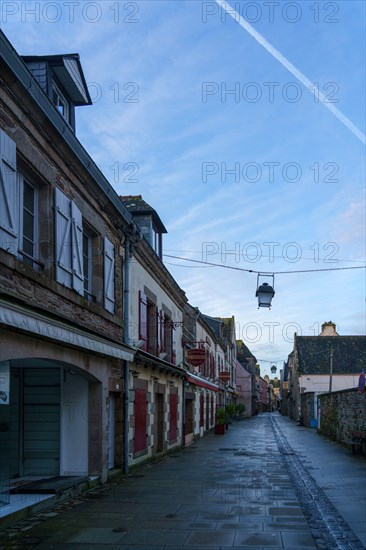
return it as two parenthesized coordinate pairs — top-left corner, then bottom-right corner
(0, 30), (138, 509)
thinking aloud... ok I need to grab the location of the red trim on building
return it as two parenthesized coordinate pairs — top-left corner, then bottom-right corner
(186, 375), (219, 392)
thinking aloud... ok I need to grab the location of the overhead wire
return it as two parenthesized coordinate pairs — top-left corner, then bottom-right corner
(163, 254), (366, 276)
(164, 249), (366, 264)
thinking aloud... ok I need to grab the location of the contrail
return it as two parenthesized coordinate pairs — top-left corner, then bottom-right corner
(216, 0), (366, 145)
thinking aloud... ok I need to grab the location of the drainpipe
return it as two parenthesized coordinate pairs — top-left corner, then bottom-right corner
(123, 235), (131, 474)
(182, 375), (186, 448)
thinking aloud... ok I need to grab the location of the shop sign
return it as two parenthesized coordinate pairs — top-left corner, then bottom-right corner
(219, 371), (230, 383)
(187, 348), (205, 366)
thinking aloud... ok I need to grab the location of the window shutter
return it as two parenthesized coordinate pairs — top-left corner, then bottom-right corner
(159, 310), (165, 352)
(0, 130), (18, 255)
(169, 393), (178, 441)
(156, 307), (161, 354)
(200, 394), (204, 427)
(134, 388), (147, 452)
(55, 188), (72, 288)
(138, 291), (148, 351)
(71, 201), (84, 295)
(171, 325), (176, 365)
(104, 236), (115, 313)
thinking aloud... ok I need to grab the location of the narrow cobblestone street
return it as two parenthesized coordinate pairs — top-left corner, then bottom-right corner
(1, 413), (365, 550)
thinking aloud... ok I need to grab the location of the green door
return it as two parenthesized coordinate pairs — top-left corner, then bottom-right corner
(10, 369), (20, 478)
(23, 368), (60, 476)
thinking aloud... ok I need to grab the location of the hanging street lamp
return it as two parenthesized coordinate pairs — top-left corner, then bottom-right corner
(270, 364), (277, 374)
(256, 274), (275, 309)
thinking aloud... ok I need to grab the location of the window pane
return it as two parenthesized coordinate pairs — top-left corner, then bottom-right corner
(58, 98), (65, 116)
(23, 211), (34, 241)
(23, 182), (35, 212)
(23, 238), (33, 257)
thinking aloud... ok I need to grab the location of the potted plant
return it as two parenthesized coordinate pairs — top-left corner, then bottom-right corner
(225, 403), (236, 419)
(235, 403), (245, 419)
(214, 407), (226, 434)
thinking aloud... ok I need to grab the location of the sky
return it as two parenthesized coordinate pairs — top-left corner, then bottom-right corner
(1, 0), (365, 377)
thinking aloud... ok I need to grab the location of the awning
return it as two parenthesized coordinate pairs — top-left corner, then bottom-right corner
(134, 350), (186, 377)
(186, 373), (219, 392)
(0, 299), (135, 362)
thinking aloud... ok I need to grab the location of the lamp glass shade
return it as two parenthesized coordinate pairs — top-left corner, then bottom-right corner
(256, 282), (275, 308)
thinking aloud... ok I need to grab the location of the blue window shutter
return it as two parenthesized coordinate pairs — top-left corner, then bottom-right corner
(71, 201), (84, 295)
(55, 188), (72, 288)
(0, 130), (18, 255)
(160, 310), (165, 353)
(104, 236), (115, 313)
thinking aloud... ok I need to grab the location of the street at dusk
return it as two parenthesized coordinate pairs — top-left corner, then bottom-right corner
(0, 2), (365, 548)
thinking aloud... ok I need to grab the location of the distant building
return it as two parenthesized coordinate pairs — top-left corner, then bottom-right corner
(286, 322), (366, 425)
(236, 340), (257, 416)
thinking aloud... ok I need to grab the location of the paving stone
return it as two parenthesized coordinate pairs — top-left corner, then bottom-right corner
(233, 531), (282, 546)
(114, 528), (190, 546)
(184, 529), (236, 546)
(282, 531), (318, 547)
(268, 506), (304, 516)
(66, 527), (126, 544)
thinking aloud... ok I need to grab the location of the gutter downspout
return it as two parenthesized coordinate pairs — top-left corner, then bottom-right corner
(123, 236), (131, 474)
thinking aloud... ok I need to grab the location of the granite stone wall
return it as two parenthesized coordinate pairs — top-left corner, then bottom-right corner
(318, 388), (366, 444)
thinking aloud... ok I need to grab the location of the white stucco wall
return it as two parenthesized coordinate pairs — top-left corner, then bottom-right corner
(299, 374), (359, 395)
(129, 260), (183, 365)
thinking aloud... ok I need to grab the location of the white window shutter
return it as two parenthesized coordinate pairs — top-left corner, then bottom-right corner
(0, 130), (18, 255)
(104, 236), (115, 313)
(55, 188), (72, 288)
(71, 201), (84, 295)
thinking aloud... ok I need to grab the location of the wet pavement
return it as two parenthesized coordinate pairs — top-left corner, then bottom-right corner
(0, 413), (365, 549)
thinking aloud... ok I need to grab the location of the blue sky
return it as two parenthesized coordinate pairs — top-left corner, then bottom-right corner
(2, 0), (365, 376)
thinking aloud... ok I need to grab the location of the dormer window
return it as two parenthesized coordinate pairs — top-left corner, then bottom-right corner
(21, 53), (92, 133)
(152, 223), (162, 258)
(120, 195), (167, 260)
(52, 81), (70, 124)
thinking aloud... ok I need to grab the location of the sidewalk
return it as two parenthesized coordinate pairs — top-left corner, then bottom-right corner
(0, 413), (365, 549)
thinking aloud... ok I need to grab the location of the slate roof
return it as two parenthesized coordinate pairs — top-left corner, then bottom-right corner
(215, 316), (235, 340)
(295, 336), (366, 375)
(201, 314), (222, 339)
(236, 340), (257, 368)
(120, 195), (167, 233)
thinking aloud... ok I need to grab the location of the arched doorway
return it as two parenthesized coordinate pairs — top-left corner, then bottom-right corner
(2, 358), (101, 480)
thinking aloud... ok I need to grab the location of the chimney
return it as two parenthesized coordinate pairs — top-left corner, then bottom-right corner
(319, 321), (339, 336)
